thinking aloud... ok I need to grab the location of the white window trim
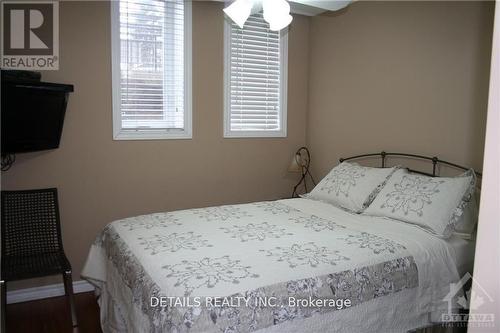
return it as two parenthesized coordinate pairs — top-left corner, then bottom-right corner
(223, 17), (288, 138)
(111, 0), (193, 140)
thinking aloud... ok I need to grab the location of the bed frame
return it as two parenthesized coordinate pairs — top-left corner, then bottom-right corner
(339, 151), (482, 178)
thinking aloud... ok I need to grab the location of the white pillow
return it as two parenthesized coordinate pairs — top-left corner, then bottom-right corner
(306, 162), (399, 213)
(452, 189), (480, 240)
(364, 168), (476, 238)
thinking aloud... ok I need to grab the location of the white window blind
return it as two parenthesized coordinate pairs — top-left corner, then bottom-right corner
(224, 13), (288, 138)
(112, 0), (192, 140)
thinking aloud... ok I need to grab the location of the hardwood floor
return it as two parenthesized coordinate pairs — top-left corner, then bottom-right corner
(6, 292), (102, 333)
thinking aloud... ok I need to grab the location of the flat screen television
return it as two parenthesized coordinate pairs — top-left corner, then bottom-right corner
(1, 77), (74, 154)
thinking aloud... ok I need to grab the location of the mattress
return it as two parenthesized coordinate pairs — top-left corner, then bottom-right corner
(445, 235), (476, 277)
(82, 198), (467, 333)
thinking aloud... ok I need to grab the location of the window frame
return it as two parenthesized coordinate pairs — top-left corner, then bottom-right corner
(223, 16), (289, 138)
(111, 0), (193, 140)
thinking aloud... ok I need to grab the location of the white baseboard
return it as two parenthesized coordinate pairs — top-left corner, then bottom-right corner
(6, 280), (95, 304)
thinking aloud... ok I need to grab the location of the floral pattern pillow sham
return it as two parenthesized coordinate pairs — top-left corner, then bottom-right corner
(364, 168), (476, 238)
(306, 162), (399, 213)
(452, 188), (480, 240)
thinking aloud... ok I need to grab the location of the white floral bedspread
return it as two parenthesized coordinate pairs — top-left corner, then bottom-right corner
(82, 198), (460, 333)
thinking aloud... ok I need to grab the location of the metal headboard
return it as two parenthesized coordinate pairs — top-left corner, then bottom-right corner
(339, 151), (482, 178)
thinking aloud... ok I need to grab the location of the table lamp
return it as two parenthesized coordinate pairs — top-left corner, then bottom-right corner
(288, 147), (316, 197)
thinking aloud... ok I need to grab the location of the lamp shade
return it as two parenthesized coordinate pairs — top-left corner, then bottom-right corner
(263, 0), (293, 31)
(223, 0), (253, 29)
(267, 14), (293, 31)
(288, 153), (302, 173)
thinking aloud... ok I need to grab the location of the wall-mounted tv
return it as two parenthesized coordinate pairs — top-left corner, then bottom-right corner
(1, 71), (74, 154)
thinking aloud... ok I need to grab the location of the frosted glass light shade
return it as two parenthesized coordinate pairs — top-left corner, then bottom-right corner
(263, 0), (293, 31)
(288, 153), (302, 173)
(223, 0), (253, 28)
(267, 14), (292, 31)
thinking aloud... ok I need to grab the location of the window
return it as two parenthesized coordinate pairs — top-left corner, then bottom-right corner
(224, 13), (288, 138)
(111, 0), (192, 140)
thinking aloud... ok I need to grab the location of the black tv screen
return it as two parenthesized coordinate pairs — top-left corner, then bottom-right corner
(1, 80), (73, 154)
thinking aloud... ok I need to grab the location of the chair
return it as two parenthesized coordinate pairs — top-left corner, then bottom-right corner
(0, 188), (78, 331)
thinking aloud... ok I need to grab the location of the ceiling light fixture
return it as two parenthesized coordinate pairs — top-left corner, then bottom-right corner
(224, 0), (293, 31)
(223, 0), (353, 31)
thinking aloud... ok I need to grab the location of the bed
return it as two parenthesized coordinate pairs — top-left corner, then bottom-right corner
(82, 152), (479, 333)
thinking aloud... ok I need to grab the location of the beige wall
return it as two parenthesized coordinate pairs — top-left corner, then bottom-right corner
(307, 1), (494, 177)
(1, 1), (310, 289)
